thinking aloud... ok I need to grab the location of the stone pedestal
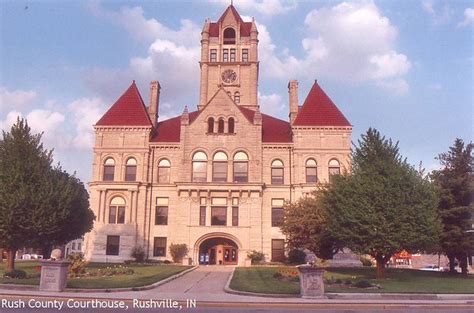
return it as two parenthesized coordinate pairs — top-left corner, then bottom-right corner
(329, 248), (362, 267)
(297, 265), (326, 298)
(39, 260), (70, 292)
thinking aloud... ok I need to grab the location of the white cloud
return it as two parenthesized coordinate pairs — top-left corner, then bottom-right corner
(459, 7), (474, 27)
(0, 111), (23, 131)
(428, 83), (442, 91)
(376, 79), (409, 95)
(25, 109), (66, 148)
(0, 87), (37, 113)
(422, 1), (453, 25)
(212, 0), (297, 16)
(68, 97), (106, 150)
(259, 92), (286, 116)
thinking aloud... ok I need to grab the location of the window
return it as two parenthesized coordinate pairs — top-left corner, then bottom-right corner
(199, 198), (206, 226)
(233, 92), (240, 104)
(155, 197), (168, 225)
(271, 199), (284, 227)
(153, 237), (167, 257)
(271, 239), (285, 262)
(77, 242), (82, 251)
(228, 117), (235, 133)
(109, 196), (125, 224)
(232, 198), (239, 226)
(125, 157), (137, 181)
(223, 27), (236, 44)
(223, 49), (229, 62)
(329, 159), (341, 183)
(192, 151), (207, 182)
(210, 49), (217, 62)
(271, 160), (284, 184)
(242, 49), (248, 62)
(233, 151), (248, 182)
(207, 117), (215, 133)
(218, 118), (225, 133)
(213, 151), (228, 182)
(211, 207), (227, 226)
(103, 158), (115, 181)
(72, 243), (76, 250)
(158, 159), (171, 183)
(306, 159), (318, 183)
(106, 236), (120, 256)
(230, 48), (236, 62)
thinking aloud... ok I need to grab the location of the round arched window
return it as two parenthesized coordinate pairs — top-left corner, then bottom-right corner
(271, 160), (284, 185)
(305, 159), (317, 183)
(213, 152), (228, 182)
(192, 152), (208, 182)
(125, 157), (137, 181)
(233, 151), (248, 182)
(158, 159), (171, 183)
(103, 157), (115, 181)
(109, 196), (126, 224)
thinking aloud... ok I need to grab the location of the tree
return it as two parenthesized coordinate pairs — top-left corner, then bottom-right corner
(321, 128), (441, 279)
(431, 138), (473, 275)
(0, 118), (94, 272)
(281, 195), (340, 260)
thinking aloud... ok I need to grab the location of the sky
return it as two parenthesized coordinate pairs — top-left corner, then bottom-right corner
(0, 0), (473, 184)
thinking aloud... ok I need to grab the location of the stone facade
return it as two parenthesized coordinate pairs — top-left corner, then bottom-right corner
(84, 5), (352, 265)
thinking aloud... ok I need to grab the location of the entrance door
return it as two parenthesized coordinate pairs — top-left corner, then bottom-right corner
(209, 248), (216, 265)
(223, 246), (237, 265)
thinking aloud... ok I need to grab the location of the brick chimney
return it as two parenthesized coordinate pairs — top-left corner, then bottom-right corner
(288, 80), (299, 124)
(149, 81), (161, 127)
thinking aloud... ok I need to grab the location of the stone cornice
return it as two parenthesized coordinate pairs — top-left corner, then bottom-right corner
(94, 126), (152, 132)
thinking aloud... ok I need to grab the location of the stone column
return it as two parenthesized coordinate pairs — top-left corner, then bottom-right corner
(297, 265), (326, 298)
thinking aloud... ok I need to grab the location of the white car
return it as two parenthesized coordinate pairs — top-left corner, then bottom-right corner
(420, 265), (443, 271)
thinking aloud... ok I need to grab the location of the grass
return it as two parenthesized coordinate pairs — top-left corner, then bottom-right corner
(0, 261), (190, 289)
(230, 266), (474, 295)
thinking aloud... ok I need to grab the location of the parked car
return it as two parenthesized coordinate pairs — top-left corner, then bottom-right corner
(420, 265), (443, 271)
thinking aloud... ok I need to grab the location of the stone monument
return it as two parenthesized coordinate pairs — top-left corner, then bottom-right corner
(39, 249), (70, 292)
(297, 265), (326, 298)
(328, 248), (363, 267)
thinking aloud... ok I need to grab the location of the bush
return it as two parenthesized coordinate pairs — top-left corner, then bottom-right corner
(247, 250), (265, 264)
(273, 272), (283, 279)
(131, 246), (145, 263)
(288, 249), (306, 264)
(67, 252), (87, 277)
(353, 280), (372, 288)
(4, 269), (27, 279)
(360, 256), (373, 267)
(169, 243), (188, 263)
(98, 265), (134, 276)
(344, 279), (352, 285)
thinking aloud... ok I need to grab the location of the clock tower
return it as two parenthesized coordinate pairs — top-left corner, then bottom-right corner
(198, 5), (259, 110)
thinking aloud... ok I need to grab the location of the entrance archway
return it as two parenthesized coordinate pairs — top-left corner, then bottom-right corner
(195, 233), (240, 265)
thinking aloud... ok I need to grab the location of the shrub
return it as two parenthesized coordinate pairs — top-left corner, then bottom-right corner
(335, 278), (342, 284)
(169, 243), (188, 263)
(98, 265), (134, 276)
(67, 252), (87, 277)
(288, 249), (306, 264)
(344, 279), (352, 285)
(131, 246), (145, 263)
(273, 272), (283, 279)
(4, 269), (27, 279)
(247, 250), (265, 264)
(360, 256), (373, 267)
(354, 280), (372, 288)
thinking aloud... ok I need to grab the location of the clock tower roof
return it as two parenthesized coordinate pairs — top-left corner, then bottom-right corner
(209, 5), (253, 37)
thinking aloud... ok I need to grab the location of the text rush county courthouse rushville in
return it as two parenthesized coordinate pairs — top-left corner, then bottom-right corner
(84, 5), (352, 266)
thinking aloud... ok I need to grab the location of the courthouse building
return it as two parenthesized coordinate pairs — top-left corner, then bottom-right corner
(84, 5), (352, 265)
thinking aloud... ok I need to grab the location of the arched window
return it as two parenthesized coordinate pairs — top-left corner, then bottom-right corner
(306, 159), (318, 183)
(158, 159), (171, 183)
(329, 159), (341, 183)
(218, 118), (225, 133)
(271, 160), (284, 185)
(233, 151), (248, 182)
(213, 151), (228, 182)
(234, 91), (240, 104)
(223, 27), (236, 44)
(125, 157), (137, 181)
(207, 117), (214, 133)
(109, 196), (125, 224)
(192, 151), (207, 182)
(228, 117), (235, 134)
(103, 157), (115, 181)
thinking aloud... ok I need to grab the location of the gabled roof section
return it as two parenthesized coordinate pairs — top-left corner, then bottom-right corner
(96, 81), (152, 127)
(293, 81), (351, 127)
(209, 5), (252, 37)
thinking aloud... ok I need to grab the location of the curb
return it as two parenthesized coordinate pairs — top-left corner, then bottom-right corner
(223, 267), (298, 298)
(0, 265), (198, 293)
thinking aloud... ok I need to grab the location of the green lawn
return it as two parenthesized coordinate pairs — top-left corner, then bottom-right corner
(0, 261), (190, 289)
(230, 266), (474, 295)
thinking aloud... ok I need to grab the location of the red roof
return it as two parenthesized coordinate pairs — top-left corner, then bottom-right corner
(151, 108), (292, 143)
(96, 81), (152, 126)
(209, 5), (252, 37)
(293, 81), (351, 127)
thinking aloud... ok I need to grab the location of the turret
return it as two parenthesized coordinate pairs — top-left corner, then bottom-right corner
(148, 81), (161, 127)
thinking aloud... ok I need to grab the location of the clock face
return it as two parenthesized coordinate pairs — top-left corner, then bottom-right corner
(221, 69), (237, 84)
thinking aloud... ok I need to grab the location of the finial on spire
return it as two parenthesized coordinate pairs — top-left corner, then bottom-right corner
(230, 0), (233, 6)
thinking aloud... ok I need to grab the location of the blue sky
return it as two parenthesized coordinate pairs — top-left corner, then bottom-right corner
(1, 0), (472, 183)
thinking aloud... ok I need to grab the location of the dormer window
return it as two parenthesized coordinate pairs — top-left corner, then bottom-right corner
(223, 28), (236, 44)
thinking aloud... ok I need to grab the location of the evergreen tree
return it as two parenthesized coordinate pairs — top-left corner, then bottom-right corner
(0, 118), (94, 272)
(321, 128), (441, 279)
(431, 138), (473, 275)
